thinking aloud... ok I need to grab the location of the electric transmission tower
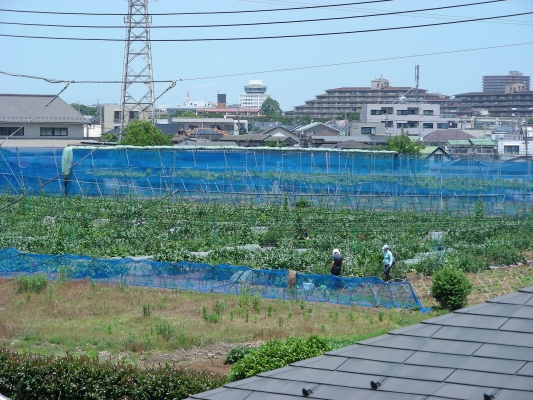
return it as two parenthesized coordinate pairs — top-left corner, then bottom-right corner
(120, 0), (155, 135)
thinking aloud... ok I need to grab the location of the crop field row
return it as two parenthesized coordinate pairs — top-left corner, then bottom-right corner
(0, 194), (531, 279)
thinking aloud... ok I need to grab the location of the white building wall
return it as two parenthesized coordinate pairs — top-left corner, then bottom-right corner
(0, 123), (84, 139)
(239, 93), (270, 109)
(361, 103), (457, 136)
(497, 139), (531, 156)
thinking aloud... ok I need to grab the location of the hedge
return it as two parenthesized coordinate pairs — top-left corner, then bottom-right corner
(0, 347), (227, 400)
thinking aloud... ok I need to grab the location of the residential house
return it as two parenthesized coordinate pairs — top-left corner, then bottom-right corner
(447, 138), (495, 155)
(218, 132), (299, 147)
(0, 94), (87, 140)
(418, 146), (450, 165)
(422, 129), (475, 147)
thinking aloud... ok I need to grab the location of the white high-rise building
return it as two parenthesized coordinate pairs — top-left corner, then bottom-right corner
(239, 79), (270, 109)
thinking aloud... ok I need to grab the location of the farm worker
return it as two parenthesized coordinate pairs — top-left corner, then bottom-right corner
(382, 244), (395, 281)
(331, 248), (344, 276)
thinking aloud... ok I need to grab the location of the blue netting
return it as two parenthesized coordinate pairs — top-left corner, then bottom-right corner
(0, 248), (428, 311)
(1, 146), (532, 214)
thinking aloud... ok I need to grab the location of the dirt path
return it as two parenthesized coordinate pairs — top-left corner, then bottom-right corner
(99, 342), (264, 376)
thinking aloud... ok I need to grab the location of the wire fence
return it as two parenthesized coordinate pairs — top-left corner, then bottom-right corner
(0, 247), (427, 311)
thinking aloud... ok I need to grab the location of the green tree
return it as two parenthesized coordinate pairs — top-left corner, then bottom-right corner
(386, 129), (425, 154)
(70, 103), (96, 116)
(119, 120), (172, 146)
(260, 97), (283, 116)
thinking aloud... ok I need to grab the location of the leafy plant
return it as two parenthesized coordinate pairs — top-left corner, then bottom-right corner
(14, 274), (47, 294)
(224, 346), (254, 365)
(431, 267), (473, 310)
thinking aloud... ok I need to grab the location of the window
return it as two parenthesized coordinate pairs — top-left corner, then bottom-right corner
(437, 123), (448, 129)
(188, 125), (198, 130)
(504, 145), (520, 154)
(397, 123), (409, 128)
(113, 111), (121, 120)
(423, 110), (434, 115)
(361, 127), (375, 135)
(224, 125), (233, 132)
(397, 110), (409, 115)
(129, 111), (139, 120)
(423, 123), (434, 129)
(0, 127), (24, 136)
(371, 110), (387, 115)
(40, 127), (68, 136)
(407, 122), (418, 128)
(385, 121), (393, 128)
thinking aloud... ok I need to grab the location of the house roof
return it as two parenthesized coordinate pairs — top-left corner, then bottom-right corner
(470, 138), (495, 146)
(422, 130), (474, 143)
(189, 285), (533, 400)
(0, 94), (87, 124)
(447, 140), (472, 146)
(296, 122), (341, 133)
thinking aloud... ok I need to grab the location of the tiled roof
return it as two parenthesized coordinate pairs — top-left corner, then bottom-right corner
(422, 130), (474, 143)
(189, 285), (533, 400)
(0, 94), (87, 124)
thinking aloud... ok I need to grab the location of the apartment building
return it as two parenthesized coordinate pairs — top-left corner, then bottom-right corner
(482, 71), (530, 92)
(291, 78), (429, 118)
(360, 103), (458, 136)
(453, 89), (533, 118)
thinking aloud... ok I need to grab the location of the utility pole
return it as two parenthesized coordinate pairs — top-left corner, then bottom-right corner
(120, 0), (155, 139)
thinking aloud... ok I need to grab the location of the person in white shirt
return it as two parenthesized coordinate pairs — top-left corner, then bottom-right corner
(382, 244), (394, 281)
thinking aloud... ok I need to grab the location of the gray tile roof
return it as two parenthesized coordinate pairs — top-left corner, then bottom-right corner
(188, 285), (533, 399)
(0, 94), (87, 124)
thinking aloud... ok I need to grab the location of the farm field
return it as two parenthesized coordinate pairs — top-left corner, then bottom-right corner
(0, 194), (532, 278)
(1, 263), (532, 377)
(0, 194), (532, 380)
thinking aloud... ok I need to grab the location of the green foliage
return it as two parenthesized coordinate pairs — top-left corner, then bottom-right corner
(386, 130), (425, 154)
(224, 346), (254, 365)
(229, 335), (339, 381)
(260, 97), (283, 116)
(142, 303), (152, 317)
(264, 140), (286, 147)
(58, 265), (73, 282)
(70, 103), (96, 116)
(120, 120), (172, 146)
(431, 267), (473, 310)
(155, 320), (175, 341)
(0, 347), (227, 400)
(14, 274), (47, 294)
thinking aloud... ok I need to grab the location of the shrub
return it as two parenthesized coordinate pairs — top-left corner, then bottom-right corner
(431, 267), (472, 310)
(229, 335), (335, 381)
(0, 347), (227, 400)
(224, 346), (254, 365)
(14, 274), (47, 294)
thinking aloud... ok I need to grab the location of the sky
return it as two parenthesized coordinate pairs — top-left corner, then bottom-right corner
(0, 0), (532, 112)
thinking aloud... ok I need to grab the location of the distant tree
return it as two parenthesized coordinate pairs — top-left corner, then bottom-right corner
(120, 120), (172, 146)
(527, 118), (533, 124)
(386, 129), (425, 154)
(260, 97), (283, 116)
(70, 103), (96, 116)
(172, 111), (201, 118)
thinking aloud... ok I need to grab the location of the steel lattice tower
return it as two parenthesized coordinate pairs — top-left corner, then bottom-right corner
(120, 0), (154, 133)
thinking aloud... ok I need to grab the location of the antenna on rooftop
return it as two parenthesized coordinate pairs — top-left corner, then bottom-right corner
(120, 0), (155, 138)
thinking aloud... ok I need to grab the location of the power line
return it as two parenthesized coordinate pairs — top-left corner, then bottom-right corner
(0, 12), (530, 41)
(1, 42), (532, 84)
(0, 0), (393, 16)
(0, 1), (509, 29)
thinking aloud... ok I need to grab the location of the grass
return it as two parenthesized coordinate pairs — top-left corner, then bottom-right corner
(0, 278), (434, 364)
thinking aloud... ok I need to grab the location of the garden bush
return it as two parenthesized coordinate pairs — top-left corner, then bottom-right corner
(14, 274), (47, 294)
(229, 335), (340, 381)
(431, 267), (472, 310)
(0, 347), (227, 400)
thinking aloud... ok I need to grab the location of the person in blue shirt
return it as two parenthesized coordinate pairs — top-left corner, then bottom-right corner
(382, 244), (395, 281)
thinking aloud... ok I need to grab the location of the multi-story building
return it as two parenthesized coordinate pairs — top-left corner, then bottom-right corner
(101, 104), (149, 133)
(360, 103), (458, 136)
(452, 88), (533, 118)
(482, 71), (530, 92)
(239, 80), (271, 109)
(291, 78), (429, 118)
